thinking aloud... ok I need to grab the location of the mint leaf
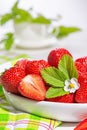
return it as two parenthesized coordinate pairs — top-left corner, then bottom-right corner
(13, 54), (29, 60)
(11, 1), (33, 24)
(0, 56), (10, 62)
(5, 33), (14, 50)
(52, 26), (80, 38)
(0, 33), (14, 50)
(0, 1), (18, 25)
(13, 9), (33, 24)
(0, 13), (12, 25)
(11, 0), (19, 12)
(32, 14), (51, 24)
(0, 54), (29, 64)
(11, 1), (51, 24)
(46, 87), (69, 98)
(58, 55), (78, 79)
(0, 0), (51, 25)
(41, 67), (64, 87)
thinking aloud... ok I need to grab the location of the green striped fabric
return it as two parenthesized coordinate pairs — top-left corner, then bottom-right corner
(0, 85), (62, 130)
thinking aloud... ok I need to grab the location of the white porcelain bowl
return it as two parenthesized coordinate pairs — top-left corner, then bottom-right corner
(3, 88), (87, 122)
(0, 62), (87, 122)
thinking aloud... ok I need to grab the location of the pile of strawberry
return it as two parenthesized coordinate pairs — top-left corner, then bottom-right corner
(0, 48), (87, 103)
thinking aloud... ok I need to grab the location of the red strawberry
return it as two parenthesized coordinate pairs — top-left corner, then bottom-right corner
(0, 67), (26, 94)
(75, 62), (87, 81)
(75, 62), (87, 74)
(18, 74), (46, 101)
(75, 82), (87, 103)
(75, 57), (87, 82)
(14, 59), (30, 72)
(75, 56), (87, 66)
(74, 118), (87, 130)
(48, 48), (72, 67)
(26, 60), (50, 75)
(46, 93), (74, 103)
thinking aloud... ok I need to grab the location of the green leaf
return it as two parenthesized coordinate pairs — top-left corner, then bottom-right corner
(0, 0), (51, 25)
(41, 67), (60, 79)
(41, 67), (67, 82)
(0, 13), (12, 25)
(11, 1), (51, 24)
(41, 67), (64, 87)
(58, 55), (78, 79)
(11, 0), (19, 12)
(0, 56), (10, 63)
(11, 1), (33, 24)
(56, 69), (69, 81)
(2, 33), (14, 50)
(32, 14), (51, 24)
(0, 1), (19, 25)
(46, 87), (69, 98)
(0, 54), (29, 64)
(13, 9), (33, 24)
(52, 26), (81, 38)
(13, 54), (29, 59)
(41, 55), (78, 98)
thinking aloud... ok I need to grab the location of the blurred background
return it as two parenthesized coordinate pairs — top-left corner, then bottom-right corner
(0, 0), (87, 61)
(0, 0), (87, 28)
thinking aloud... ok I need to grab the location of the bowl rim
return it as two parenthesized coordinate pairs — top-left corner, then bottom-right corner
(3, 88), (87, 106)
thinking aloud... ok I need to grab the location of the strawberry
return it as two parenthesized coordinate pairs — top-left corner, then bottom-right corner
(75, 62), (87, 81)
(48, 48), (72, 67)
(75, 56), (87, 67)
(14, 59), (30, 72)
(75, 57), (87, 82)
(75, 62), (87, 74)
(26, 60), (50, 75)
(75, 56), (87, 74)
(74, 118), (87, 130)
(75, 82), (87, 103)
(18, 74), (46, 101)
(46, 93), (74, 103)
(0, 67), (26, 94)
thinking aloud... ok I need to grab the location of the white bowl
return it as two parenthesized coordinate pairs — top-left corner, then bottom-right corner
(3, 88), (87, 122)
(1, 62), (87, 122)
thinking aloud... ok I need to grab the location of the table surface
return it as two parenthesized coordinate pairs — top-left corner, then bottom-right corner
(0, 26), (87, 130)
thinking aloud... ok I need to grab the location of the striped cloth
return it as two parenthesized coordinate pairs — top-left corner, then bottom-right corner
(0, 85), (62, 130)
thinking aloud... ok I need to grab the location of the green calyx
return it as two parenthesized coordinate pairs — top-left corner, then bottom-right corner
(41, 54), (78, 98)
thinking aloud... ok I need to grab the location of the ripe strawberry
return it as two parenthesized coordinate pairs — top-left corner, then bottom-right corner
(75, 57), (87, 83)
(14, 59), (30, 72)
(75, 82), (87, 103)
(75, 62), (87, 74)
(0, 67), (26, 94)
(75, 56), (87, 66)
(48, 48), (72, 67)
(46, 93), (74, 103)
(26, 60), (50, 75)
(18, 74), (46, 101)
(74, 118), (87, 130)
